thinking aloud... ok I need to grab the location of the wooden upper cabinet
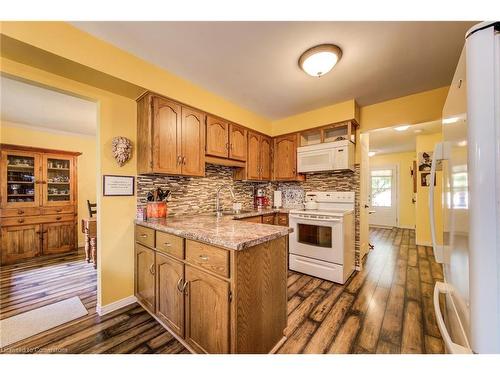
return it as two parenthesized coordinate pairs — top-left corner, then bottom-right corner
(156, 252), (185, 337)
(184, 264), (230, 354)
(260, 136), (272, 180)
(181, 107), (205, 177)
(42, 154), (76, 207)
(1, 150), (41, 209)
(274, 134), (298, 180)
(247, 131), (261, 180)
(206, 116), (229, 158)
(229, 123), (247, 161)
(135, 244), (156, 313)
(152, 97), (182, 175)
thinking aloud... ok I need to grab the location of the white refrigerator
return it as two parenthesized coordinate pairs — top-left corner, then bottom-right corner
(430, 21), (500, 354)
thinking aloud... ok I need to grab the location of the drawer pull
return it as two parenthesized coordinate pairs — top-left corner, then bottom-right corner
(199, 254), (209, 261)
(56, 209), (62, 213)
(163, 242), (172, 247)
(18, 218), (25, 224)
(56, 216), (62, 220)
(140, 234), (148, 238)
(17, 209), (24, 215)
(149, 263), (155, 275)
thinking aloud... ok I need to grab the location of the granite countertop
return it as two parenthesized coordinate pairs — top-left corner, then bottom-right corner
(231, 208), (290, 219)
(135, 210), (293, 251)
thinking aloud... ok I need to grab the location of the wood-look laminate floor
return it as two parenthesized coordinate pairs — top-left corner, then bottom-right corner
(0, 228), (444, 354)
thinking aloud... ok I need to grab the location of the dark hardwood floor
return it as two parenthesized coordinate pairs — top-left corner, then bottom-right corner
(0, 227), (444, 354)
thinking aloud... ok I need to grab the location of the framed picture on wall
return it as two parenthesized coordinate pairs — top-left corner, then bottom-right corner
(420, 172), (436, 187)
(103, 175), (135, 196)
(418, 151), (442, 172)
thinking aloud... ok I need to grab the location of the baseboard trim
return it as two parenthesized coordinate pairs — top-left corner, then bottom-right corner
(398, 225), (415, 229)
(96, 295), (137, 316)
(416, 241), (433, 247)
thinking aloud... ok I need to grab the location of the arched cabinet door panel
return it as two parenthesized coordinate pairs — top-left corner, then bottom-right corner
(206, 116), (229, 158)
(228, 123), (247, 161)
(273, 134), (298, 180)
(184, 265), (230, 354)
(181, 107), (206, 177)
(247, 131), (261, 180)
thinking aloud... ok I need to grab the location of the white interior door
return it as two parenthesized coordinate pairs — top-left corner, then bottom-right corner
(369, 165), (398, 227)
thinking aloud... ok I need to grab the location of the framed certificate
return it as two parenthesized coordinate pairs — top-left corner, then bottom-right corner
(103, 175), (135, 196)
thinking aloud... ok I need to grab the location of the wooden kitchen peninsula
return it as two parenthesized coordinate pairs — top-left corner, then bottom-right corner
(134, 215), (292, 354)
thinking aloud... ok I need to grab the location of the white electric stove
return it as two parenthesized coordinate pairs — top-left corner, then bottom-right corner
(289, 191), (355, 284)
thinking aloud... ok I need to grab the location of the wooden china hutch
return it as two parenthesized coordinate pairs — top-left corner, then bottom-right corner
(0, 144), (80, 265)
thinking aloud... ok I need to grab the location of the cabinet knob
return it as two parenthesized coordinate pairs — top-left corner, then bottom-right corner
(17, 210), (24, 215)
(56, 209), (62, 213)
(56, 216), (62, 220)
(17, 218), (25, 224)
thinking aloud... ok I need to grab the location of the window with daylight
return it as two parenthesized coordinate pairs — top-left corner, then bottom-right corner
(371, 169), (393, 207)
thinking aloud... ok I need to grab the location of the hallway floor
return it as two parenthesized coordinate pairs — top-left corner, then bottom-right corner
(0, 228), (444, 354)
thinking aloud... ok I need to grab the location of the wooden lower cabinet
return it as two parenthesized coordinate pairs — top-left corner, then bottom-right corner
(184, 265), (230, 354)
(134, 225), (288, 354)
(156, 252), (185, 337)
(43, 221), (76, 255)
(135, 244), (156, 313)
(1, 224), (41, 264)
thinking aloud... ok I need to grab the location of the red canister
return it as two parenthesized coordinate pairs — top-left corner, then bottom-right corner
(146, 202), (167, 219)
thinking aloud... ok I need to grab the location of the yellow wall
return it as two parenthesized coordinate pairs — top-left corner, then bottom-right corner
(370, 152), (416, 229)
(271, 99), (357, 136)
(0, 21), (271, 134)
(415, 133), (443, 246)
(1, 121), (96, 247)
(0, 57), (137, 307)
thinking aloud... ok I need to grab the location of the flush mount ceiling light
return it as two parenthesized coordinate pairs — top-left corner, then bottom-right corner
(394, 125), (410, 132)
(299, 44), (342, 77)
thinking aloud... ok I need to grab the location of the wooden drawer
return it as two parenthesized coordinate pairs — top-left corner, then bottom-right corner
(41, 206), (75, 215)
(1, 214), (74, 226)
(136, 225), (155, 248)
(156, 231), (184, 259)
(0, 207), (41, 218)
(239, 215), (262, 223)
(262, 214), (275, 225)
(275, 213), (289, 226)
(186, 240), (230, 278)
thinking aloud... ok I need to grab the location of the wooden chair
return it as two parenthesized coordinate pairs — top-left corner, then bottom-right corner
(87, 200), (97, 218)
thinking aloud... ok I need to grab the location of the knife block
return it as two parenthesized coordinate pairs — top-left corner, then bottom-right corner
(146, 202), (167, 219)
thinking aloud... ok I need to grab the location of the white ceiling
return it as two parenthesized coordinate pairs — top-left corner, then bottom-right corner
(368, 120), (442, 155)
(72, 21), (475, 120)
(0, 76), (97, 136)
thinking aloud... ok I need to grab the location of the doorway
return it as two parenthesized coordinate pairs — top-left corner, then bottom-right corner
(369, 165), (398, 227)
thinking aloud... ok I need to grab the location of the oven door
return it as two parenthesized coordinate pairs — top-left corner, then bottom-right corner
(289, 214), (344, 264)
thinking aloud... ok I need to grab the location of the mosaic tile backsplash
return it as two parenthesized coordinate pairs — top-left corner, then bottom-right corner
(137, 163), (361, 266)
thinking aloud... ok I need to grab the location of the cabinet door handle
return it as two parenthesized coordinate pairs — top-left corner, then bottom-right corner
(182, 156), (186, 165)
(199, 254), (209, 261)
(225, 143), (229, 150)
(163, 242), (172, 247)
(149, 263), (155, 275)
(18, 218), (25, 224)
(140, 234), (148, 238)
(177, 155), (182, 165)
(181, 280), (189, 294)
(176, 278), (184, 293)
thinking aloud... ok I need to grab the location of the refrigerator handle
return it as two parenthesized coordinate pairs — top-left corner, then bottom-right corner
(434, 281), (472, 354)
(429, 142), (446, 263)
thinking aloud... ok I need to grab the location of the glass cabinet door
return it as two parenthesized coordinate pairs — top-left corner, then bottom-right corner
(1, 150), (41, 208)
(42, 155), (74, 206)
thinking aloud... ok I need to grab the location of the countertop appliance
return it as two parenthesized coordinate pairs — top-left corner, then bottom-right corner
(288, 191), (355, 284)
(297, 140), (354, 173)
(430, 22), (500, 354)
(254, 187), (268, 209)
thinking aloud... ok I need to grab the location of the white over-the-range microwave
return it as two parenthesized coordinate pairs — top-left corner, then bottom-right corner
(297, 140), (355, 173)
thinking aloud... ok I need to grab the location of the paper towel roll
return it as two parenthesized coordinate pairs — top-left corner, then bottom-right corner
(273, 190), (282, 208)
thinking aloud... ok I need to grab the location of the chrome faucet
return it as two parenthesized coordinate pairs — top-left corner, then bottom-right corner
(215, 184), (236, 217)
